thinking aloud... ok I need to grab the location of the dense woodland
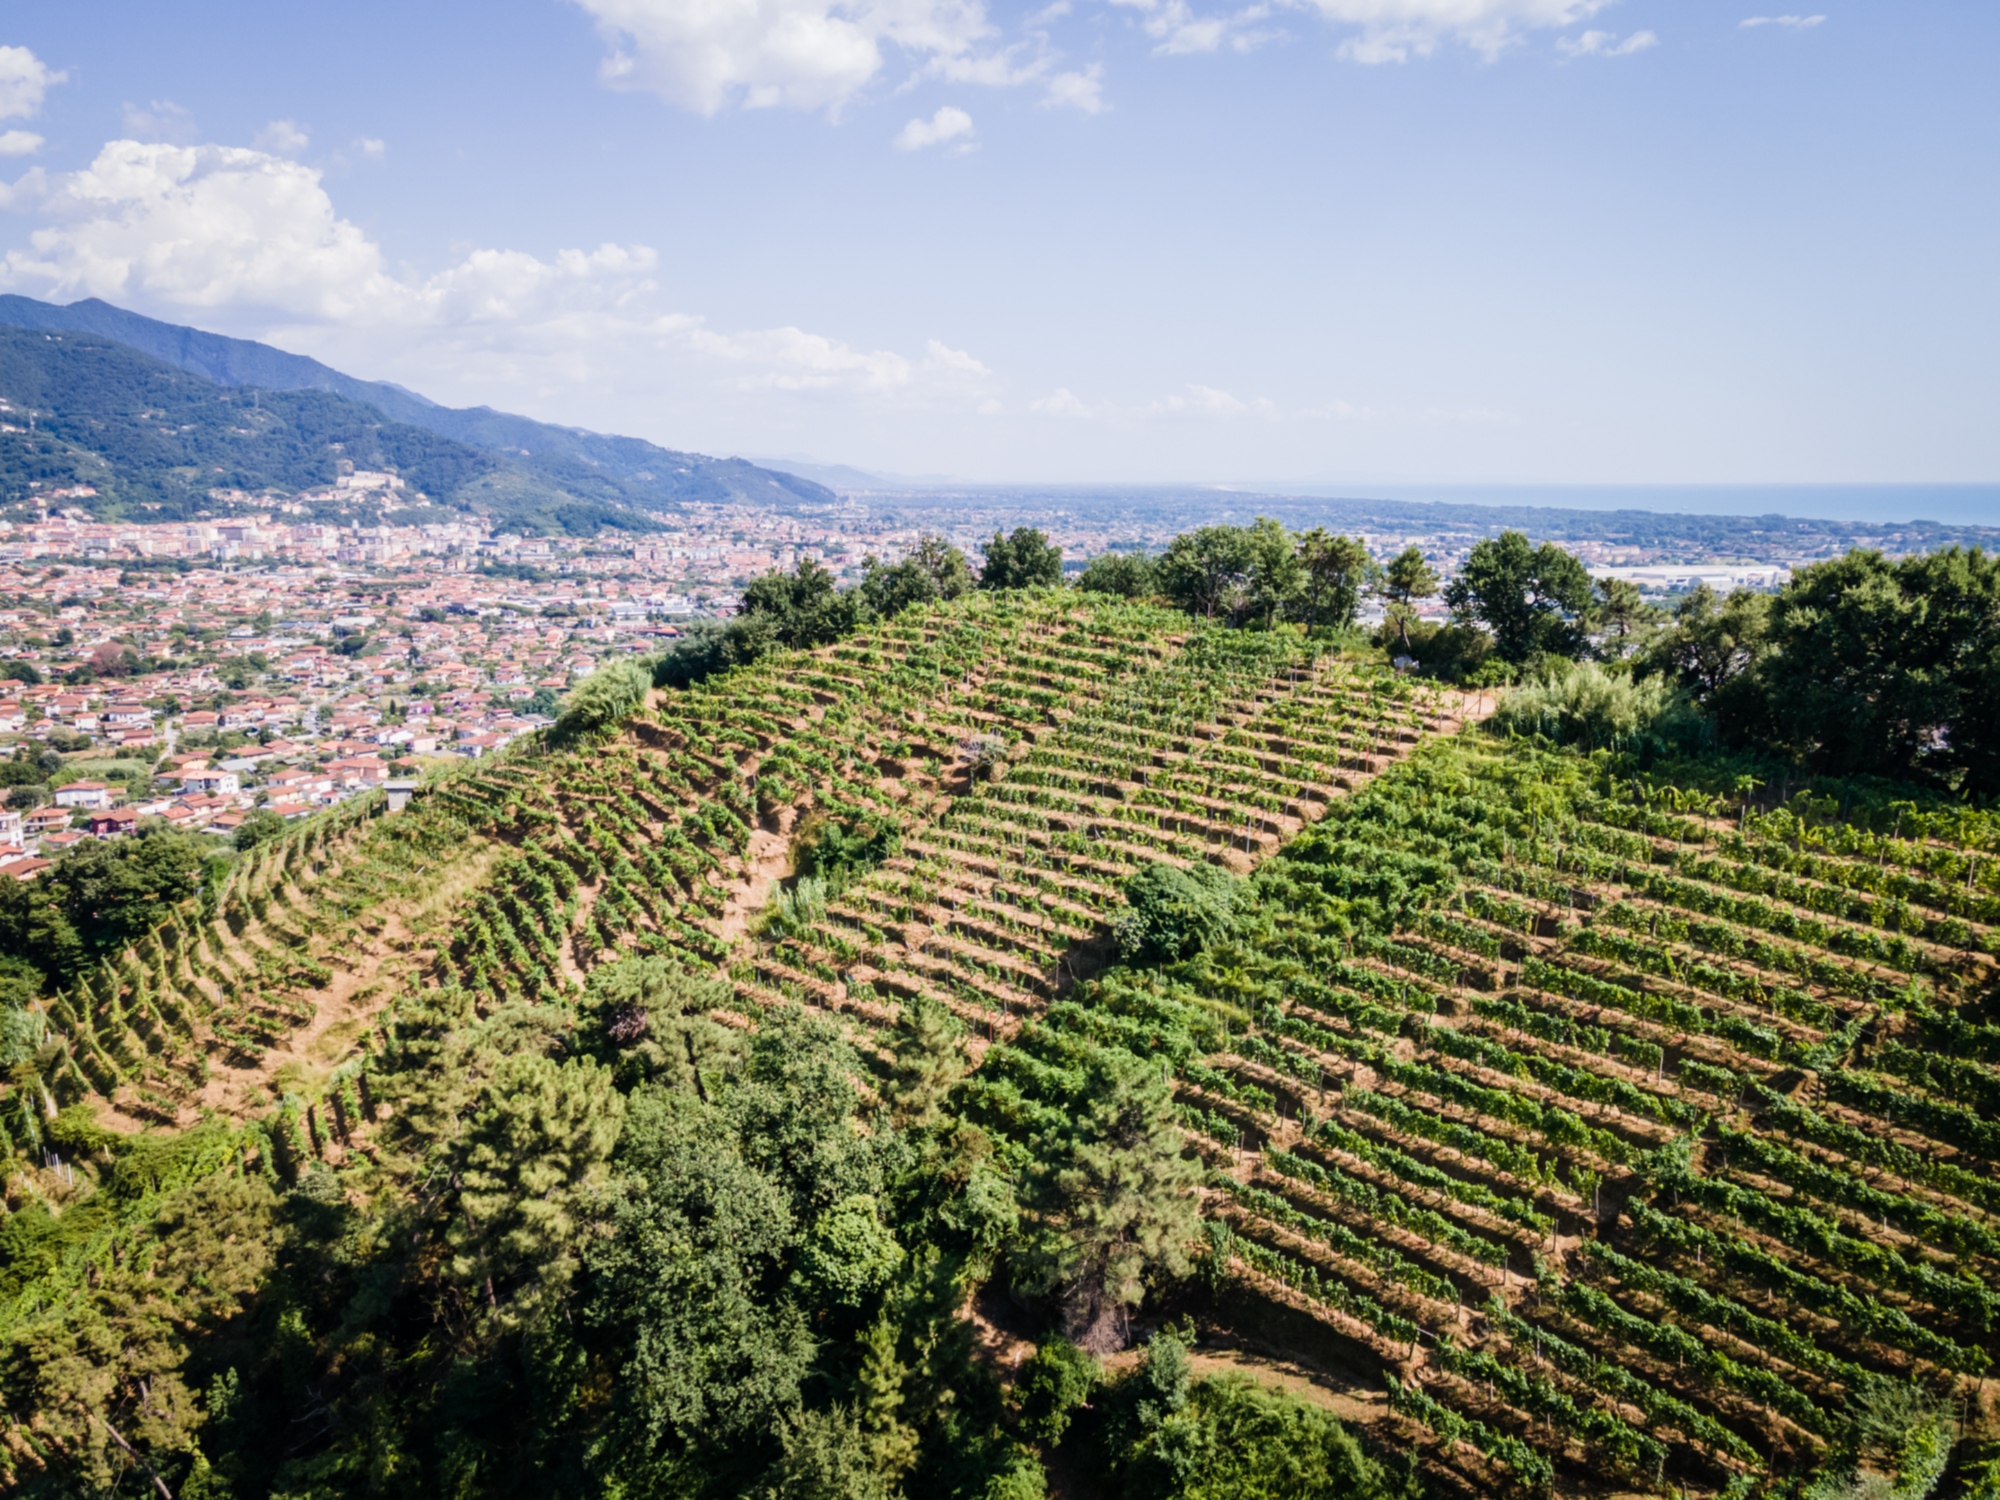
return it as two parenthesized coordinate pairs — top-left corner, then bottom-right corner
(2, 523), (1999, 1500)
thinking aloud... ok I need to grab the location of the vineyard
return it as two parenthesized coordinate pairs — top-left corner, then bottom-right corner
(6, 585), (2000, 1497)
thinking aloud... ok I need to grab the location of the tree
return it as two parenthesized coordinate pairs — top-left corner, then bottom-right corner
(1444, 530), (1592, 663)
(1639, 584), (1771, 701)
(589, 1088), (816, 1466)
(1076, 553), (1157, 598)
(1292, 530), (1372, 635)
(858, 557), (941, 620)
(444, 1050), (626, 1319)
(979, 527), (1064, 591)
(1019, 1051), (1203, 1351)
(1377, 547), (1438, 653)
(0, 829), (205, 987)
(1589, 576), (1654, 659)
(1724, 547), (2000, 789)
(1156, 527), (1256, 621)
(910, 535), (974, 600)
(1, 660), (43, 685)
(232, 808), (286, 851)
(1243, 518), (1302, 626)
(549, 657), (652, 746)
(741, 556), (867, 650)
(883, 994), (968, 1131)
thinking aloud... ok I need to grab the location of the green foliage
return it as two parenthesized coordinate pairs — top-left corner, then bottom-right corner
(1091, 1337), (1394, 1500)
(1016, 1337), (1099, 1442)
(797, 818), (902, 886)
(1115, 860), (1239, 963)
(743, 556), (869, 650)
(0, 826), (205, 989)
(1293, 529), (1373, 634)
(1076, 552), (1158, 598)
(1017, 1050), (1202, 1349)
(232, 808), (287, 851)
(1444, 528), (1594, 663)
(549, 655), (652, 745)
(1491, 660), (1697, 752)
(588, 1086), (816, 1460)
(979, 527), (1064, 591)
(859, 536), (974, 619)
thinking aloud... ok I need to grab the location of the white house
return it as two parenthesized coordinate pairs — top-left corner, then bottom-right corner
(53, 780), (114, 810)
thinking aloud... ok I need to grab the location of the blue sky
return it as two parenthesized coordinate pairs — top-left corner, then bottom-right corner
(0, 2), (1994, 487)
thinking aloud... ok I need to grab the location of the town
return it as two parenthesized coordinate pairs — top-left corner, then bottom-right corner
(0, 487), (1898, 881)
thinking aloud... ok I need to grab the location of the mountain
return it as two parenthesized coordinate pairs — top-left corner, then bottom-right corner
(0, 294), (836, 525)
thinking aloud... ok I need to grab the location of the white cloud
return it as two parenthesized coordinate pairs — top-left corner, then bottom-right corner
(1041, 65), (1106, 111)
(1298, 0), (1613, 64)
(253, 119), (311, 156)
(356, 137), (387, 160)
(1029, 387), (1095, 417)
(1557, 28), (1657, 56)
(0, 133), (990, 413)
(0, 130), (43, 157)
(1026, 0), (1073, 22)
(893, 105), (976, 150)
(121, 99), (199, 144)
(0, 45), (65, 120)
(1740, 14), (1825, 28)
(572, 0), (1002, 115)
(1110, 0), (1277, 56)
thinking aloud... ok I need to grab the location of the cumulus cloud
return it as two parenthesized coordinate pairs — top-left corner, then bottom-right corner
(1557, 28), (1657, 56)
(0, 129), (42, 157)
(356, 137), (387, 160)
(253, 119), (310, 156)
(1041, 65), (1106, 110)
(893, 105), (976, 150)
(1740, 14), (1825, 27)
(571, 0), (1002, 115)
(0, 134), (991, 412)
(0, 45), (64, 120)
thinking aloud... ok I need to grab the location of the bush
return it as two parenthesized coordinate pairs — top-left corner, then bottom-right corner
(1371, 617), (1499, 684)
(1491, 662), (1700, 753)
(1112, 1373), (1392, 1500)
(1017, 1338), (1099, 1442)
(550, 658), (652, 746)
(652, 620), (735, 690)
(1116, 862), (1239, 963)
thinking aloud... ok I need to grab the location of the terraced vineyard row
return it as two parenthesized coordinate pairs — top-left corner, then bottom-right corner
(971, 734), (2000, 1494)
(2, 794), (487, 1137)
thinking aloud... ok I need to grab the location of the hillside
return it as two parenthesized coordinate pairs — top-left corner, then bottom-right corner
(3, 580), (1999, 1497)
(0, 293), (836, 522)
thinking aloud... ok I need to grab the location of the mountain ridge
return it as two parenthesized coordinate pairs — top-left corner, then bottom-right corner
(0, 294), (836, 520)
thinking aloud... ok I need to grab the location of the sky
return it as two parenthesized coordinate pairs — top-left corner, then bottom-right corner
(0, 2), (1995, 490)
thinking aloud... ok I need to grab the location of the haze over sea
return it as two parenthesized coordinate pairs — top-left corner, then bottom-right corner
(1240, 483), (2000, 527)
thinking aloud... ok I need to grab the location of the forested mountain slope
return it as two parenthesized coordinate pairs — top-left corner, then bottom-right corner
(0, 294), (835, 523)
(3, 584), (2000, 1499)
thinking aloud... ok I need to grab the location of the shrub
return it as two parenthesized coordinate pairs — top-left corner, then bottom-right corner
(550, 658), (653, 746)
(1017, 1338), (1100, 1442)
(1116, 861), (1239, 963)
(1491, 661), (1698, 753)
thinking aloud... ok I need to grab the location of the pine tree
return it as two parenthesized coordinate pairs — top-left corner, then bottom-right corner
(854, 1312), (919, 1486)
(883, 994), (967, 1130)
(1022, 1051), (1203, 1352)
